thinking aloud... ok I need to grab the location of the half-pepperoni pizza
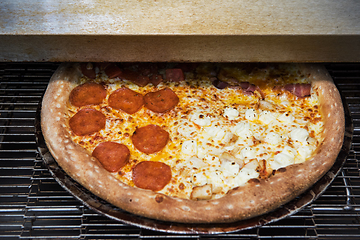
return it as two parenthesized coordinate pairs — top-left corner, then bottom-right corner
(41, 62), (344, 223)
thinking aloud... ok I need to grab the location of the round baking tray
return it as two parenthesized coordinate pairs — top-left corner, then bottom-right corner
(35, 91), (353, 234)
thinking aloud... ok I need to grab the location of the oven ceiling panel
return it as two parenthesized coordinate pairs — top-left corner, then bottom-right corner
(0, 0), (359, 62)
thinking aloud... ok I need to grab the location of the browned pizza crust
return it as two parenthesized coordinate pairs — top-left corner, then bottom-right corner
(41, 63), (344, 223)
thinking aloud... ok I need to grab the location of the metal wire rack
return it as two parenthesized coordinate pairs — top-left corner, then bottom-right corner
(0, 63), (359, 239)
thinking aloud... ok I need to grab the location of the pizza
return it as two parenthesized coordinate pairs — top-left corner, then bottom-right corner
(41, 62), (345, 223)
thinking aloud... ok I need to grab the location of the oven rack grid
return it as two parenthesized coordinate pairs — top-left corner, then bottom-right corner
(0, 63), (359, 239)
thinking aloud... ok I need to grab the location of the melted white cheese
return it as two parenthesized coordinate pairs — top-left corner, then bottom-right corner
(190, 111), (212, 127)
(290, 128), (309, 143)
(223, 107), (239, 120)
(245, 108), (258, 121)
(259, 110), (277, 125)
(182, 140), (198, 156)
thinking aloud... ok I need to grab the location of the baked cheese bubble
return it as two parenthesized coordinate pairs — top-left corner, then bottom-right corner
(68, 63), (323, 200)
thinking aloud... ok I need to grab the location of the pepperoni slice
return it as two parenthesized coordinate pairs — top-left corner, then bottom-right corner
(284, 83), (311, 98)
(119, 69), (150, 87)
(131, 125), (169, 154)
(104, 63), (123, 78)
(132, 161), (172, 191)
(240, 82), (256, 93)
(92, 142), (130, 172)
(69, 82), (107, 107)
(69, 108), (106, 136)
(144, 88), (179, 113)
(80, 63), (96, 79)
(165, 68), (184, 82)
(212, 78), (229, 89)
(175, 63), (199, 72)
(137, 63), (159, 76)
(108, 87), (144, 114)
(150, 74), (163, 87)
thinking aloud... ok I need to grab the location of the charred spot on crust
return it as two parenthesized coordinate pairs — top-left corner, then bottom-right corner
(277, 168), (287, 173)
(248, 178), (261, 184)
(231, 187), (240, 192)
(155, 195), (164, 203)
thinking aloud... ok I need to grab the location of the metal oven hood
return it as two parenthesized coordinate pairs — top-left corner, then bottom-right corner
(0, 0), (360, 62)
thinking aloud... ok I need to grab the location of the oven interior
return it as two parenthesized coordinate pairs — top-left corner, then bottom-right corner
(0, 62), (359, 239)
